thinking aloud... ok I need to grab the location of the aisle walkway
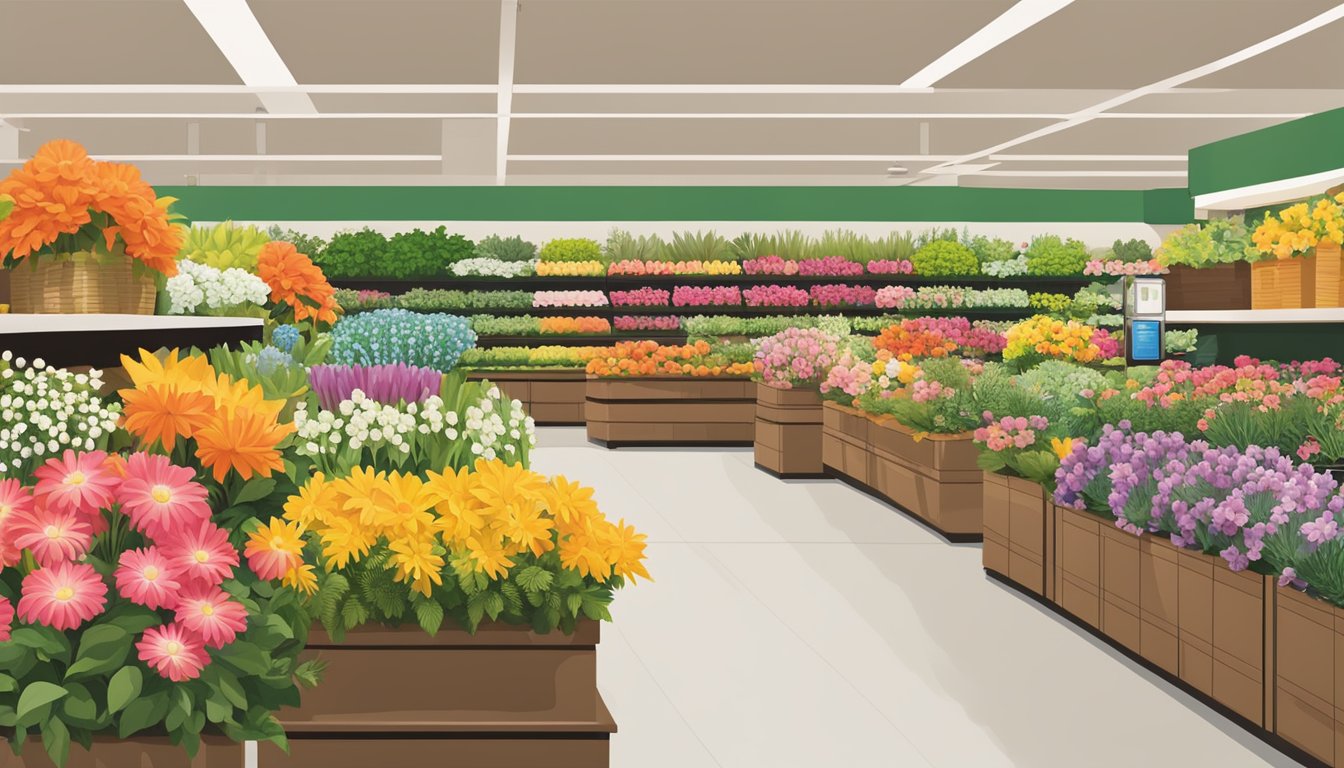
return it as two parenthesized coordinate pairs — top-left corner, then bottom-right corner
(529, 428), (1300, 768)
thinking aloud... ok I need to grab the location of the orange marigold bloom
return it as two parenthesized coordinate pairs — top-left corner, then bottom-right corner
(120, 384), (216, 452)
(194, 407), (295, 483)
(256, 241), (340, 325)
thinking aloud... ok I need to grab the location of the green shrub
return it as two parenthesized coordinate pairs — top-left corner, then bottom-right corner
(1156, 219), (1253, 268)
(475, 234), (537, 262)
(397, 288), (534, 311)
(667, 230), (731, 262)
(1109, 238), (1153, 263)
(321, 228), (389, 278)
(969, 235), (1018, 264)
(540, 238), (602, 263)
(385, 227), (474, 278)
(912, 240), (979, 276)
(470, 314), (542, 335)
(606, 229), (668, 262)
(1024, 235), (1089, 276)
(267, 226), (328, 261)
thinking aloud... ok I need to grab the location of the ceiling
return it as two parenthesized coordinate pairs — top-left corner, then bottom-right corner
(0, 0), (1340, 189)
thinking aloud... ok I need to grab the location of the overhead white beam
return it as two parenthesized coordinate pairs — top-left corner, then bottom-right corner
(988, 154), (1188, 162)
(901, 0), (1076, 88)
(0, 111), (1318, 121)
(511, 84), (935, 94)
(496, 0), (519, 185)
(1194, 167), (1344, 212)
(181, 0), (316, 114)
(0, 155), (443, 163)
(508, 155), (955, 162)
(976, 170), (1188, 178)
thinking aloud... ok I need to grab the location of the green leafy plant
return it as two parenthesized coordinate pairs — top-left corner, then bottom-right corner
(1024, 235), (1089, 276)
(470, 314), (542, 336)
(539, 238), (602, 263)
(605, 229), (668, 262)
(771, 229), (816, 261)
(265, 226), (327, 262)
(666, 230), (732, 263)
(727, 232), (775, 261)
(473, 234), (537, 263)
(396, 289), (534, 311)
(969, 235), (1018, 264)
(180, 222), (271, 272)
(1156, 218), (1253, 268)
(385, 227), (473, 279)
(320, 228), (389, 279)
(1109, 238), (1153, 263)
(911, 240), (979, 277)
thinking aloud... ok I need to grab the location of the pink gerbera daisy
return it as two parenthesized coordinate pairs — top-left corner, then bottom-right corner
(174, 584), (248, 649)
(114, 546), (183, 611)
(162, 521), (239, 587)
(0, 596), (13, 642)
(137, 623), (208, 682)
(17, 562), (108, 631)
(117, 453), (210, 539)
(0, 479), (34, 568)
(8, 503), (92, 567)
(33, 450), (119, 519)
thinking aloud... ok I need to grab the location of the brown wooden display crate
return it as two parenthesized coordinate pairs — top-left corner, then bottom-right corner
(1314, 240), (1344, 308)
(1275, 586), (1344, 765)
(1140, 535), (1181, 676)
(1252, 256), (1314, 309)
(755, 385), (825, 478)
(865, 418), (982, 540)
(9, 736), (242, 767)
(467, 370), (587, 425)
(276, 621), (613, 767)
(821, 401), (870, 486)
(1164, 262), (1251, 310)
(982, 474), (1052, 598)
(1054, 504), (1103, 630)
(585, 376), (755, 447)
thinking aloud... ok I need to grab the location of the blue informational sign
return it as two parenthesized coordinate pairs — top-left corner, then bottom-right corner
(1130, 319), (1163, 362)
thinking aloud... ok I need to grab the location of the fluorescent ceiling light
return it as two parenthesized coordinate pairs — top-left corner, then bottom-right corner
(181, 0), (315, 114)
(902, 0), (1075, 87)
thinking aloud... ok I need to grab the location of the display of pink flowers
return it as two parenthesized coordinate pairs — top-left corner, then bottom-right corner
(33, 449), (118, 521)
(820, 350), (872, 398)
(742, 255), (798, 275)
(116, 546), (184, 611)
(17, 562), (108, 632)
(974, 415), (1050, 451)
(866, 259), (915, 275)
(809, 284), (876, 308)
(610, 287), (671, 306)
(8, 507), (92, 567)
(116, 452), (211, 538)
(163, 520), (240, 587)
(1084, 258), (1164, 276)
(614, 315), (681, 332)
(875, 285), (916, 309)
(895, 317), (1008, 356)
(672, 285), (742, 307)
(533, 290), (609, 308)
(754, 328), (842, 390)
(175, 583), (249, 648)
(744, 284), (810, 307)
(797, 256), (864, 277)
(137, 623), (208, 682)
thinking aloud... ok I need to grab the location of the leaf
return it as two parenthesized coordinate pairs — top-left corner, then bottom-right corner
(340, 597), (369, 629)
(18, 681), (68, 724)
(212, 666), (248, 710)
(165, 687), (193, 733)
(516, 566), (553, 594)
(0, 673), (16, 693)
(60, 683), (98, 726)
(499, 582), (522, 616)
(293, 659), (327, 689)
(41, 717), (69, 768)
(216, 641), (271, 677)
(976, 451), (1007, 473)
(107, 666), (143, 715)
(414, 599), (445, 636)
(11, 626), (71, 663)
(118, 691), (170, 738)
(566, 593), (583, 618)
(233, 477), (276, 505)
(65, 624), (132, 680)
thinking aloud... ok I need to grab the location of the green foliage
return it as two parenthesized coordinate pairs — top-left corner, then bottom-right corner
(320, 228), (389, 278)
(321, 227), (474, 279)
(397, 288), (534, 311)
(969, 235), (1018, 264)
(605, 229), (668, 262)
(727, 232), (775, 261)
(681, 314), (850, 339)
(180, 222), (271, 272)
(771, 229), (815, 261)
(666, 230), (731, 262)
(915, 228), (960, 248)
(0, 197), (12, 221)
(265, 226), (327, 261)
(539, 238), (602, 263)
(1109, 238), (1153, 263)
(911, 240), (979, 277)
(470, 314), (542, 336)
(860, 357), (980, 434)
(1028, 292), (1073, 314)
(1156, 218), (1253, 268)
(1024, 235), (1089, 276)
(474, 234), (537, 262)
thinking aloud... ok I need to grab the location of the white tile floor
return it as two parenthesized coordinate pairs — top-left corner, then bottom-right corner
(530, 427), (1303, 768)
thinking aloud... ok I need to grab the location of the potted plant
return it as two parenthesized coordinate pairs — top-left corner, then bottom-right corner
(1250, 191), (1344, 308)
(0, 141), (184, 314)
(1155, 219), (1253, 310)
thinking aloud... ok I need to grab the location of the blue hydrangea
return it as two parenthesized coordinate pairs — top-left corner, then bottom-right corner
(256, 346), (293, 376)
(272, 324), (301, 353)
(329, 309), (477, 373)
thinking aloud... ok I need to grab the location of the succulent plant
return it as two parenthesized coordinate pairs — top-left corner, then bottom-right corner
(180, 221), (271, 271)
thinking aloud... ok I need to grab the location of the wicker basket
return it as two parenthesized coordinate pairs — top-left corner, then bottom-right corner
(8, 252), (156, 314)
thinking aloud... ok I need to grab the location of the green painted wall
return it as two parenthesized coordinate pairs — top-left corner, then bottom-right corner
(155, 185), (1192, 224)
(1188, 108), (1344, 197)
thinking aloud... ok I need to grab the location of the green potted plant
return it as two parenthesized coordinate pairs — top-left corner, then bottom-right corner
(1155, 218), (1253, 310)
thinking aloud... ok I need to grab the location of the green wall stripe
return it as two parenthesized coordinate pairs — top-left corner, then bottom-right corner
(1188, 108), (1344, 197)
(155, 185), (1190, 224)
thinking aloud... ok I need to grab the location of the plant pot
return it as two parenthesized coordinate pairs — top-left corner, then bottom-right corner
(1251, 256), (1314, 309)
(8, 735), (242, 767)
(585, 376), (755, 446)
(9, 252), (156, 314)
(866, 417), (981, 539)
(1164, 263), (1251, 310)
(1274, 586), (1344, 765)
(275, 621), (614, 767)
(754, 385), (824, 477)
(821, 401), (871, 485)
(982, 473), (1051, 598)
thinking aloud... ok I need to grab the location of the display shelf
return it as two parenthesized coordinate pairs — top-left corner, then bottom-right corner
(1166, 308), (1344, 324)
(606, 274), (1109, 290)
(331, 276), (608, 292)
(0, 314), (263, 368)
(345, 306), (613, 317)
(476, 333), (687, 348)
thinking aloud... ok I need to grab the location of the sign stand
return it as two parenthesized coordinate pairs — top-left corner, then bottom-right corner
(1124, 276), (1166, 366)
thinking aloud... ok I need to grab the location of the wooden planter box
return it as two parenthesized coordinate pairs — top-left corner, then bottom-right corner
(274, 622), (613, 767)
(1252, 256), (1314, 309)
(1176, 547), (1274, 727)
(10, 736), (242, 767)
(754, 385), (824, 478)
(468, 370), (587, 425)
(866, 418), (981, 540)
(1315, 240), (1344, 308)
(1054, 504), (1104, 629)
(585, 376), (755, 447)
(1164, 262), (1251, 310)
(1275, 587), (1344, 765)
(982, 473), (1052, 598)
(821, 401), (871, 486)
(1139, 534), (1182, 677)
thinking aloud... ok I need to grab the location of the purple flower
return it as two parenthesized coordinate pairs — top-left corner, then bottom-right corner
(309, 363), (443, 411)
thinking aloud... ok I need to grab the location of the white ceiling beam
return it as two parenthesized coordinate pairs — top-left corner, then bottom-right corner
(1096, 112), (1311, 120)
(976, 170), (1188, 178)
(181, 0), (315, 115)
(901, 0), (1076, 88)
(508, 155), (955, 162)
(989, 154), (1188, 162)
(510, 84), (935, 94)
(923, 3), (1344, 177)
(496, 0), (519, 185)
(1, 112), (1309, 122)
(0, 155), (443, 163)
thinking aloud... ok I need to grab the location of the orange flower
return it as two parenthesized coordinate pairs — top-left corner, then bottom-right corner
(257, 241), (340, 325)
(194, 407), (295, 483)
(120, 384), (216, 452)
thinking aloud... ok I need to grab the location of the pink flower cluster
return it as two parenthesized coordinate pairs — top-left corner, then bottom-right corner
(797, 256), (864, 277)
(809, 284), (876, 308)
(1090, 328), (1120, 360)
(974, 415), (1049, 451)
(607, 260), (726, 276)
(533, 290), (609, 308)
(356, 289), (392, 302)
(754, 328), (841, 389)
(744, 284), (810, 307)
(614, 315), (680, 332)
(875, 285), (915, 309)
(742, 256), (799, 276)
(0, 450), (267, 683)
(610, 287), (670, 307)
(819, 350), (872, 398)
(866, 259), (914, 275)
(672, 285), (742, 307)
(911, 379), (957, 403)
(1084, 259), (1164, 276)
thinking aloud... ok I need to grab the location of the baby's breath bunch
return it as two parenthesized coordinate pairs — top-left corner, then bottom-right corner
(0, 351), (121, 480)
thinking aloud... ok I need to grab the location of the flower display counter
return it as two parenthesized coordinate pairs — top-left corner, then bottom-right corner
(981, 474), (1052, 599)
(585, 376), (756, 447)
(754, 386), (825, 478)
(0, 314), (263, 369)
(467, 369), (587, 425)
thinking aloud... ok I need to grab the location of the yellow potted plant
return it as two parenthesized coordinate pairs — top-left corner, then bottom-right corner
(0, 140), (184, 314)
(1250, 191), (1344, 309)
